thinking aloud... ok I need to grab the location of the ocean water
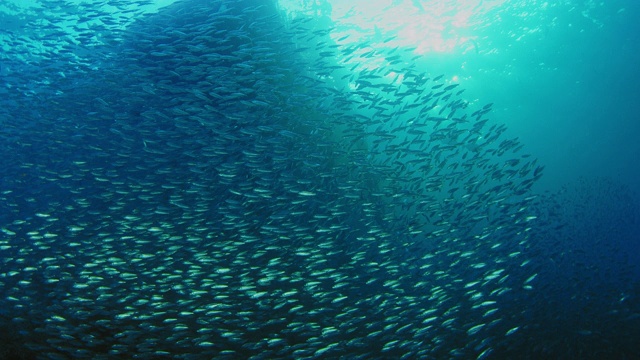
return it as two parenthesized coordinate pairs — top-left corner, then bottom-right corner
(1, 0), (639, 359)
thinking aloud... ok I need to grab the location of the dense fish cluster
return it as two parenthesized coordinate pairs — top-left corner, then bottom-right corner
(2, 0), (636, 359)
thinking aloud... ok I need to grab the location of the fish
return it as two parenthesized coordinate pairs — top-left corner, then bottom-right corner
(0, 0), (573, 359)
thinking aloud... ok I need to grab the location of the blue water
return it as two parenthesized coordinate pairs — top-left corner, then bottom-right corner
(1, 0), (639, 359)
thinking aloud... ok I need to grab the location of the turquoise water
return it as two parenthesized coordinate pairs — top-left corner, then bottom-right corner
(0, 0), (638, 358)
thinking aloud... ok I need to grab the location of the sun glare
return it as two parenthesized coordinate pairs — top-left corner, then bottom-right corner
(279, 0), (505, 56)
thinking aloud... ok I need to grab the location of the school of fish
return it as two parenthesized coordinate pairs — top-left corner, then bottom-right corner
(1, 0), (639, 359)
